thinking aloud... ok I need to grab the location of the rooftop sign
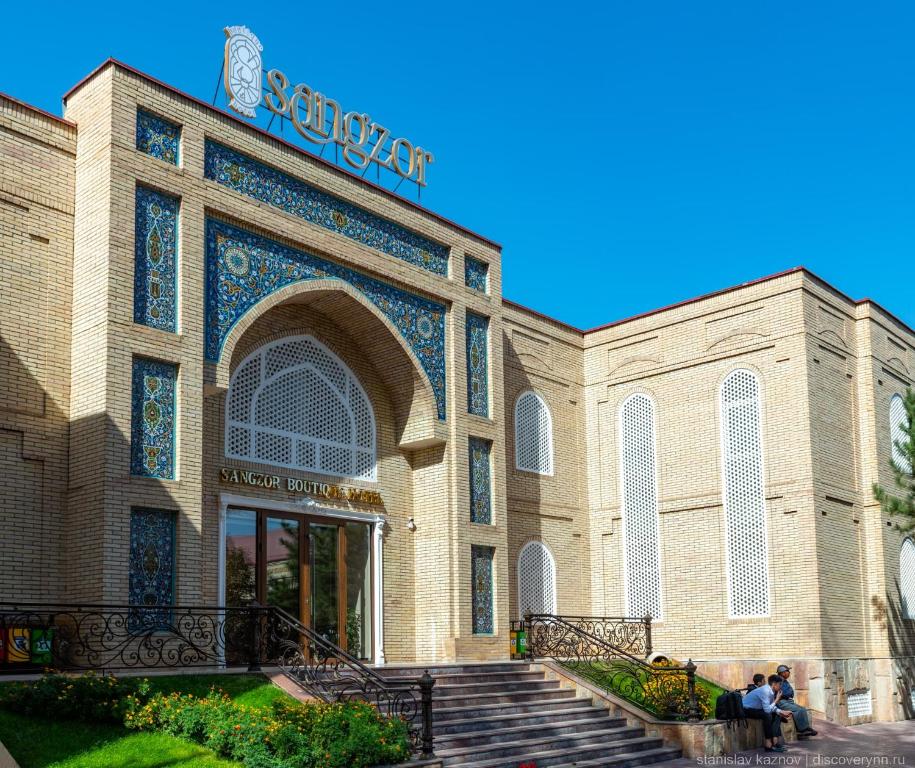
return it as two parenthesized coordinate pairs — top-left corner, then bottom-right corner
(223, 25), (434, 188)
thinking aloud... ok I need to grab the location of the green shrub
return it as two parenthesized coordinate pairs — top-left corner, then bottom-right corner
(0, 671), (149, 723)
(125, 691), (411, 768)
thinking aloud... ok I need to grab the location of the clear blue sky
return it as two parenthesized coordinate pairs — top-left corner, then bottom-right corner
(7, 2), (915, 329)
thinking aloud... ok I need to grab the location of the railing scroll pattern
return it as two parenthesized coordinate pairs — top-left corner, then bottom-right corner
(524, 613), (699, 722)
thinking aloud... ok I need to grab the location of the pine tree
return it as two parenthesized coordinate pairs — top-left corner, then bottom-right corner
(873, 388), (915, 535)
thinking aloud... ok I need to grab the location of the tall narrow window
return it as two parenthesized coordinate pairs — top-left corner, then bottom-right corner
(225, 336), (376, 481)
(466, 313), (489, 417)
(901, 538), (915, 620)
(890, 394), (911, 473)
(515, 391), (553, 475)
(620, 393), (662, 619)
(471, 545), (494, 634)
(720, 369), (770, 617)
(517, 541), (556, 617)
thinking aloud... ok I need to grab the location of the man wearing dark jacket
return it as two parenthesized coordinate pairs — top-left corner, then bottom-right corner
(776, 665), (817, 739)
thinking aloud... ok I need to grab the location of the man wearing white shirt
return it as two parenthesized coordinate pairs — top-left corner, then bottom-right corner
(742, 674), (792, 753)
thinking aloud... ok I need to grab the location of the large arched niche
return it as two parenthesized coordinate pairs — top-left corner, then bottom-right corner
(206, 280), (446, 451)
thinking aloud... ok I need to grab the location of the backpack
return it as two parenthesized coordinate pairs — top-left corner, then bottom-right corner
(715, 690), (747, 728)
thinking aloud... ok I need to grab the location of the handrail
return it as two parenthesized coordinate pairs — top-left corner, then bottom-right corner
(536, 614), (653, 657)
(524, 613), (699, 722)
(0, 602), (435, 757)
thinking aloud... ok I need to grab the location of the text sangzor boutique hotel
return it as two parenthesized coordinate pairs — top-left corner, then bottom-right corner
(0, 25), (912, 726)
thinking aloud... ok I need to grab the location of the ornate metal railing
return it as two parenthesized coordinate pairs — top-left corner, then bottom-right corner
(542, 615), (653, 657)
(0, 602), (434, 757)
(525, 614), (699, 722)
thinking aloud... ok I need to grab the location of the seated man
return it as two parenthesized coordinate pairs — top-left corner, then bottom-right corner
(743, 674), (792, 752)
(746, 673), (765, 692)
(776, 664), (817, 739)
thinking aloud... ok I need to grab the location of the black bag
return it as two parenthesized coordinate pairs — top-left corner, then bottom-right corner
(715, 690), (747, 727)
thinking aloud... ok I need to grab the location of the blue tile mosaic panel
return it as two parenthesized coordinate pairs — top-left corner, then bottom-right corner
(134, 187), (178, 332)
(136, 109), (180, 165)
(206, 218), (447, 419)
(465, 256), (489, 293)
(466, 312), (489, 418)
(469, 437), (492, 524)
(131, 358), (177, 479)
(471, 545), (495, 634)
(128, 508), (175, 631)
(204, 141), (449, 276)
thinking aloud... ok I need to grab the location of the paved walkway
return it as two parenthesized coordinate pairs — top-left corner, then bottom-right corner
(663, 720), (915, 767)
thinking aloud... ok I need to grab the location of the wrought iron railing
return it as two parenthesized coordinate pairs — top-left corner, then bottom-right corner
(541, 614), (653, 657)
(0, 602), (434, 757)
(524, 613), (699, 722)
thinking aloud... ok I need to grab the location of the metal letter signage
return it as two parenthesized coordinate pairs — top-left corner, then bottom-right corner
(222, 25), (434, 187)
(223, 26), (263, 118)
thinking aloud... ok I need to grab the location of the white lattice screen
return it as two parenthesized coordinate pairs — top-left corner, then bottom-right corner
(720, 369), (770, 617)
(226, 336), (376, 481)
(518, 542), (556, 617)
(620, 394), (663, 620)
(890, 394), (911, 473)
(901, 539), (915, 619)
(515, 391), (553, 474)
(846, 691), (872, 718)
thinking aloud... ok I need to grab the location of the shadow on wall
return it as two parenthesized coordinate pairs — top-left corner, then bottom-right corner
(879, 573), (915, 719)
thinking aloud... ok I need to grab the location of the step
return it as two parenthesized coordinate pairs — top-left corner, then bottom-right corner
(435, 717), (635, 750)
(433, 696), (595, 721)
(444, 736), (666, 768)
(384, 670), (547, 686)
(437, 727), (649, 765)
(432, 686), (574, 709)
(433, 705), (612, 735)
(377, 662), (530, 677)
(432, 679), (559, 697)
(550, 746), (683, 768)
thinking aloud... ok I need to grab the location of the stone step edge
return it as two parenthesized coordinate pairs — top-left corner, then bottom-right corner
(546, 746), (683, 768)
(433, 696), (594, 716)
(434, 689), (573, 703)
(434, 719), (639, 749)
(433, 707), (614, 732)
(435, 727), (651, 759)
(443, 737), (668, 768)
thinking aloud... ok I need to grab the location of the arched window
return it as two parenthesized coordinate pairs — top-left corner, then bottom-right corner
(518, 541), (557, 617)
(225, 336), (376, 481)
(901, 539), (915, 620)
(720, 369), (770, 617)
(515, 391), (554, 475)
(890, 394), (911, 474)
(620, 393), (662, 620)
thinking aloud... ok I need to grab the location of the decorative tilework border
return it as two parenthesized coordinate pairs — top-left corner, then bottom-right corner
(205, 218), (447, 420)
(134, 187), (179, 332)
(128, 508), (175, 631)
(204, 141), (449, 276)
(136, 109), (180, 165)
(465, 256), (489, 293)
(130, 358), (177, 479)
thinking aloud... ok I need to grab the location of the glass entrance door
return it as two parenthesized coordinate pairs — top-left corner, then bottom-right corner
(224, 508), (373, 659)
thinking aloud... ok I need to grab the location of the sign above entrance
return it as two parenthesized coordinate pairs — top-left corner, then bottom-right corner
(219, 467), (383, 506)
(222, 25), (435, 188)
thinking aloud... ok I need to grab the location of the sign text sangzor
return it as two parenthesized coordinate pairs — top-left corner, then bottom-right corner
(223, 26), (434, 187)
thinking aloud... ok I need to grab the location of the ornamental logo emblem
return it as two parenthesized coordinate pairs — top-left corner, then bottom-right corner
(223, 25), (263, 118)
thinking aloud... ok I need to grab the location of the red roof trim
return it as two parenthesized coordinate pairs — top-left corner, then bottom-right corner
(63, 58), (501, 250)
(0, 89), (75, 128)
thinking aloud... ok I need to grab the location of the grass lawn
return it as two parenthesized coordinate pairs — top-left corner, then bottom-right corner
(0, 673), (291, 768)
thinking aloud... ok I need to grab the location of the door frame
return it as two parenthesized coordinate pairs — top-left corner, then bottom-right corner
(218, 493), (386, 665)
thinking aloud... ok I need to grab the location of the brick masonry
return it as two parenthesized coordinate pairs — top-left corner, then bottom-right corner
(0, 61), (912, 723)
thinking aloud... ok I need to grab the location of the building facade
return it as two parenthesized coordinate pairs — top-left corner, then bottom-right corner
(0, 59), (913, 724)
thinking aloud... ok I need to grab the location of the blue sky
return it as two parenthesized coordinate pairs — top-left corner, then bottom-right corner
(7, 2), (915, 329)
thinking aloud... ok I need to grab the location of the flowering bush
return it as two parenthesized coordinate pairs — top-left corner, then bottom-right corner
(0, 671), (150, 723)
(126, 691), (410, 768)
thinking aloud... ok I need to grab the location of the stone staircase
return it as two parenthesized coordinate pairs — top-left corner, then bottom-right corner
(378, 661), (680, 768)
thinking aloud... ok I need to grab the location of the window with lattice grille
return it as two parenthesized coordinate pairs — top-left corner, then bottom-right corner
(518, 542), (556, 617)
(846, 691), (872, 718)
(901, 538), (915, 620)
(720, 369), (770, 617)
(225, 336), (376, 481)
(515, 391), (553, 475)
(890, 394), (911, 474)
(620, 393), (662, 620)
